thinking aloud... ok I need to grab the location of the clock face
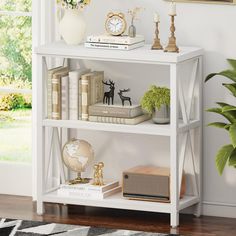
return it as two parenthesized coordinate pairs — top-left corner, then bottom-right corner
(105, 15), (126, 36)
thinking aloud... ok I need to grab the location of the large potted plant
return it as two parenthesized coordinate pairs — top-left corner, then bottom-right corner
(205, 59), (236, 175)
(57, 0), (91, 45)
(141, 85), (170, 124)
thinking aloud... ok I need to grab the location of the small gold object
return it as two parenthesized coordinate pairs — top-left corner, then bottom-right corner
(151, 22), (163, 50)
(68, 173), (91, 185)
(164, 15), (179, 53)
(93, 162), (105, 186)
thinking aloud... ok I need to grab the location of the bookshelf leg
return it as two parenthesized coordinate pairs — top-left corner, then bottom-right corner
(171, 212), (179, 228)
(37, 201), (44, 215)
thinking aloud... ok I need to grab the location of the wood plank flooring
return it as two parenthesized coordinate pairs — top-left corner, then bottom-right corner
(0, 195), (235, 236)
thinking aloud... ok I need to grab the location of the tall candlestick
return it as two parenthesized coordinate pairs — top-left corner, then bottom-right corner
(169, 1), (176, 16)
(154, 12), (160, 23)
(164, 15), (179, 53)
(151, 21), (163, 50)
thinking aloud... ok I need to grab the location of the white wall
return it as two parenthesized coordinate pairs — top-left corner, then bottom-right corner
(79, 0), (236, 218)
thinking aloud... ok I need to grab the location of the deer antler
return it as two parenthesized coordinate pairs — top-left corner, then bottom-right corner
(120, 88), (130, 93)
(109, 80), (115, 85)
(102, 80), (111, 86)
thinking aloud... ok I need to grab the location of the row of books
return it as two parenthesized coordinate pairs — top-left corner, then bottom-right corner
(47, 66), (150, 125)
(47, 66), (104, 120)
(57, 180), (121, 200)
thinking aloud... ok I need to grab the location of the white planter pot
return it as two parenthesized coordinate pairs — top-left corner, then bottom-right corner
(59, 9), (86, 45)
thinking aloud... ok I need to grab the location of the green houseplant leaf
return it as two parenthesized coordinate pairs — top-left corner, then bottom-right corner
(229, 124), (236, 148)
(229, 148), (236, 166)
(223, 83), (236, 97)
(205, 70), (236, 83)
(216, 144), (234, 175)
(227, 59), (236, 70)
(207, 107), (236, 123)
(207, 122), (229, 130)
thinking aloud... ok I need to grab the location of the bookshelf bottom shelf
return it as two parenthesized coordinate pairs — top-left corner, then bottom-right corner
(42, 191), (199, 214)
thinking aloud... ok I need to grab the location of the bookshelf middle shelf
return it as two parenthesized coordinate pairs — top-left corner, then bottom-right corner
(42, 119), (200, 136)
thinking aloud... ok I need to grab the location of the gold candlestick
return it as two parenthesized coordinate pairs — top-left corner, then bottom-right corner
(151, 22), (163, 50)
(164, 15), (179, 53)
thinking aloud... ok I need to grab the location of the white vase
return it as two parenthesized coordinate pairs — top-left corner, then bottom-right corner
(59, 9), (86, 45)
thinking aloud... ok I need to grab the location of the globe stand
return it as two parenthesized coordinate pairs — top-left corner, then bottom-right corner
(68, 173), (91, 185)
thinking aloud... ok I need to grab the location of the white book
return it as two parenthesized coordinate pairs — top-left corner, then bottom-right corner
(87, 34), (145, 45)
(57, 186), (122, 199)
(60, 180), (119, 193)
(69, 68), (90, 120)
(61, 76), (69, 120)
(84, 41), (145, 51)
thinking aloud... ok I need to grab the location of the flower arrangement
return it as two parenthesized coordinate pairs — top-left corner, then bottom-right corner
(57, 0), (91, 10)
(128, 7), (144, 25)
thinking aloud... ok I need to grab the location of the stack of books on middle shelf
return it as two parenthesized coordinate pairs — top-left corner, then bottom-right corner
(47, 66), (104, 121)
(85, 35), (145, 51)
(57, 180), (121, 199)
(88, 103), (150, 125)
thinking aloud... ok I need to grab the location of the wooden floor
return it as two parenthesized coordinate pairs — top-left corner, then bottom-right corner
(0, 195), (235, 236)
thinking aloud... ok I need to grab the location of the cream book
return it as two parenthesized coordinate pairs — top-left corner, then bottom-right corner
(89, 114), (150, 125)
(47, 66), (64, 119)
(69, 68), (90, 120)
(89, 103), (143, 118)
(87, 34), (145, 45)
(61, 75), (69, 120)
(81, 71), (104, 121)
(51, 67), (69, 120)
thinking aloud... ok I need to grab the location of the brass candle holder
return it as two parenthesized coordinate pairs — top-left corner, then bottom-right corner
(164, 15), (179, 53)
(151, 21), (163, 50)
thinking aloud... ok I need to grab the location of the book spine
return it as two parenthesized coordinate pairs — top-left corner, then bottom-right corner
(52, 75), (61, 120)
(81, 76), (89, 121)
(89, 107), (130, 118)
(78, 79), (82, 120)
(58, 186), (121, 199)
(89, 114), (150, 125)
(87, 36), (130, 44)
(47, 73), (52, 119)
(61, 76), (69, 120)
(84, 42), (144, 51)
(90, 72), (104, 105)
(69, 72), (79, 120)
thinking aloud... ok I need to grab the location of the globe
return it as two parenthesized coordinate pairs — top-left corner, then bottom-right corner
(62, 138), (94, 184)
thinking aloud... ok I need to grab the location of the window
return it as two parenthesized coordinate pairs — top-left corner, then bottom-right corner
(0, 0), (32, 163)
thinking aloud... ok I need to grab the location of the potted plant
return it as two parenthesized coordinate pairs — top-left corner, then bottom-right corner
(141, 85), (170, 124)
(57, 0), (91, 45)
(205, 59), (236, 175)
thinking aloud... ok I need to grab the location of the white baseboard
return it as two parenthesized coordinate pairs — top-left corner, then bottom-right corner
(203, 201), (236, 218)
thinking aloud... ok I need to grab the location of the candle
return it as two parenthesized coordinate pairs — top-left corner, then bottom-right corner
(169, 1), (176, 16)
(154, 12), (160, 23)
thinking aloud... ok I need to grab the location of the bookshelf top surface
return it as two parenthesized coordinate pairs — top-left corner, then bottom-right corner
(35, 41), (203, 64)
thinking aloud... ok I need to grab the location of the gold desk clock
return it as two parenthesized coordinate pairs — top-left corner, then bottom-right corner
(105, 12), (127, 36)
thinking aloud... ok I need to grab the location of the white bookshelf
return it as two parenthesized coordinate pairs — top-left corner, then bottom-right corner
(34, 41), (203, 228)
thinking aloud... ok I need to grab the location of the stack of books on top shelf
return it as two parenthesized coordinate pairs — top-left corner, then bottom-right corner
(85, 35), (145, 51)
(88, 103), (150, 125)
(47, 66), (104, 121)
(57, 180), (121, 199)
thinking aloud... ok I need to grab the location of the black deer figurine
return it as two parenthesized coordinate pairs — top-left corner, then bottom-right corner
(118, 89), (132, 106)
(103, 80), (115, 105)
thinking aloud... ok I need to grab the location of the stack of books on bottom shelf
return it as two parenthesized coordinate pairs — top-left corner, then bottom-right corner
(89, 103), (150, 125)
(85, 35), (145, 51)
(57, 180), (121, 199)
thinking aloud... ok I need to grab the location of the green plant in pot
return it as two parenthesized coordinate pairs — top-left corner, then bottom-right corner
(141, 85), (170, 124)
(205, 59), (236, 175)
